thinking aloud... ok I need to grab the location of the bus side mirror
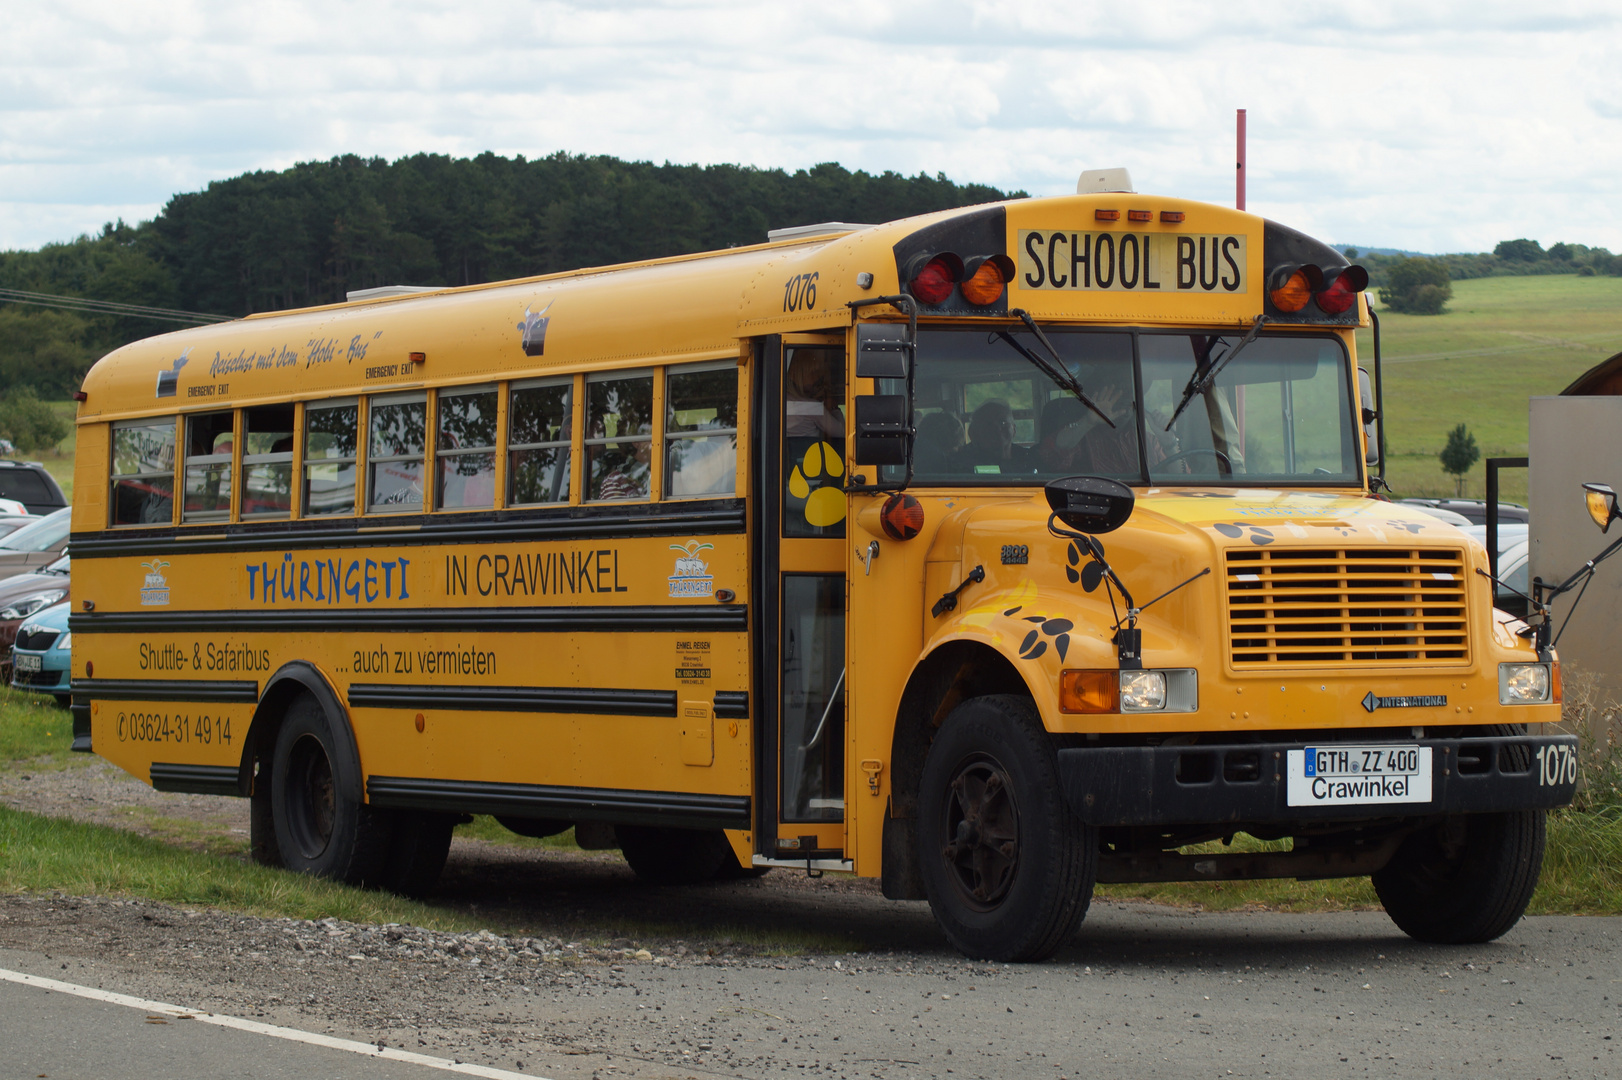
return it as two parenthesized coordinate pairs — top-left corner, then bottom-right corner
(1584, 482), (1619, 533)
(852, 395), (911, 465)
(1044, 475), (1134, 534)
(1357, 367), (1379, 466)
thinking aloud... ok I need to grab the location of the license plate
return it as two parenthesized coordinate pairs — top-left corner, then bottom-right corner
(13, 653), (41, 672)
(1286, 744), (1432, 807)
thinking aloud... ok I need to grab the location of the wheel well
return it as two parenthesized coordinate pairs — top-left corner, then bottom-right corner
(238, 661), (353, 797)
(890, 641), (1031, 818)
(881, 641), (1031, 900)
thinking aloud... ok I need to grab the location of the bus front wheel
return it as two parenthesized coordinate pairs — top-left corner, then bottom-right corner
(1373, 809), (1546, 944)
(269, 692), (393, 887)
(917, 694), (1096, 962)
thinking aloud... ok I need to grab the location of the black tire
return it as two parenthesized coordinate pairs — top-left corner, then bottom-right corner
(714, 843), (771, 880)
(1373, 809), (1546, 944)
(381, 811), (456, 898)
(917, 694), (1096, 962)
(269, 692), (394, 887)
(617, 825), (733, 885)
(249, 756), (282, 868)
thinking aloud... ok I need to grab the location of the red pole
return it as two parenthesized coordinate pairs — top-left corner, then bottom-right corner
(1236, 108), (1247, 211)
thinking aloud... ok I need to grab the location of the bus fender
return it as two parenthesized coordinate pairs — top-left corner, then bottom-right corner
(882, 638), (1032, 901)
(237, 661), (357, 798)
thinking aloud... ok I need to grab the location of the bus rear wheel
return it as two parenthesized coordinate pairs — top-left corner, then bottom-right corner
(918, 694), (1096, 962)
(269, 692), (393, 887)
(1373, 809), (1546, 944)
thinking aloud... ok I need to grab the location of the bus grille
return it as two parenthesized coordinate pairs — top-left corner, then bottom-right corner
(1226, 547), (1469, 666)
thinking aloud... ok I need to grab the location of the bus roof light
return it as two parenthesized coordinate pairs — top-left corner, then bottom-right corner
(1127, 210), (1153, 223)
(1095, 209), (1120, 222)
(906, 252), (963, 306)
(1160, 211), (1185, 223)
(1268, 264), (1323, 313)
(959, 255), (1014, 306)
(410, 352), (427, 365)
(1314, 266), (1370, 315)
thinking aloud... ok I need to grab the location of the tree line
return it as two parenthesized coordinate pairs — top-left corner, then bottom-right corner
(0, 153), (1020, 400)
(1351, 238), (1622, 315)
(3, 149), (1618, 397)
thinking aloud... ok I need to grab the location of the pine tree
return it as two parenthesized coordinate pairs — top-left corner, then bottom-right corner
(1439, 423), (1480, 497)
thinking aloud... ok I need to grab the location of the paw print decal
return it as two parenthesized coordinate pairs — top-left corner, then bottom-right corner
(1386, 519), (1426, 534)
(1064, 540), (1107, 592)
(1000, 607), (1073, 663)
(787, 441), (846, 527)
(1331, 525), (1357, 537)
(1214, 522), (1275, 546)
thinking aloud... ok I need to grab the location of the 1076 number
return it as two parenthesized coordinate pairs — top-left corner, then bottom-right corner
(1536, 743), (1577, 787)
(783, 272), (818, 312)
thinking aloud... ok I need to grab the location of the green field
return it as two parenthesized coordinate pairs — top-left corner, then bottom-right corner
(1357, 274), (1622, 505)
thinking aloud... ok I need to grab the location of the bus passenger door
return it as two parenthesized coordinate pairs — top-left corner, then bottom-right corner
(755, 333), (848, 864)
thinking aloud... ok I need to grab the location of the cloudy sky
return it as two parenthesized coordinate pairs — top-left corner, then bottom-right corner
(4, 0), (1619, 255)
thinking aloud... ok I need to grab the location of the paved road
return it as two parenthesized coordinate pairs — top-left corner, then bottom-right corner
(2, 904), (1618, 1080)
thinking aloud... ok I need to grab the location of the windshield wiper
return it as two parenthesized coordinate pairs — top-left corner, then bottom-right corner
(994, 309), (1114, 429)
(1164, 314), (1267, 431)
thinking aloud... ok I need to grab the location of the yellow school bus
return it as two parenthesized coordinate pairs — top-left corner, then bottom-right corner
(69, 174), (1578, 961)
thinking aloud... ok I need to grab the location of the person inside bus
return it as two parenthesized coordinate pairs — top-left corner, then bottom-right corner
(956, 400), (1032, 474)
(913, 411), (964, 474)
(594, 437), (651, 500)
(1037, 397), (1090, 474)
(1076, 367), (1171, 475)
(785, 352), (843, 438)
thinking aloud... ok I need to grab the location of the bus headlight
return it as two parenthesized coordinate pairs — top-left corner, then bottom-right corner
(1499, 662), (1553, 704)
(1120, 670), (1167, 711)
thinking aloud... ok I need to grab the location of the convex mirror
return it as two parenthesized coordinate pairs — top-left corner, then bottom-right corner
(1045, 475), (1134, 534)
(1583, 482), (1619, 533)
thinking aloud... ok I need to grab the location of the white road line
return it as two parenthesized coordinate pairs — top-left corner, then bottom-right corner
(0, 966), (549, 1080)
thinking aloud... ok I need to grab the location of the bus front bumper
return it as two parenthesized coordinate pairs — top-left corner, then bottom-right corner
(1058, 734), (1579, 828)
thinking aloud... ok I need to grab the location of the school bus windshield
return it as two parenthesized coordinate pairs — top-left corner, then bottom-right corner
(891, 326), (1360, 487)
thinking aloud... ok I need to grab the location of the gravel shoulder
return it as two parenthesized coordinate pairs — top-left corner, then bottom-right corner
(5, 757), (1621, 1079)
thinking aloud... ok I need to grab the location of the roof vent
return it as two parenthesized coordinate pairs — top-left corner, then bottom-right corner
(1076, 168), (1135, 195)
(766, 222), (875, 242)
(345, 285), (442, 303)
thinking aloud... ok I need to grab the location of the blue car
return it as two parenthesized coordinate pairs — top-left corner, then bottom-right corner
(10, 600), (71, 706)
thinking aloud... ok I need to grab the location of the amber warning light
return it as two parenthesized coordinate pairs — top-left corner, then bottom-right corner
(905, 253), (1014, 308)
(1268, 264), (1369, 315)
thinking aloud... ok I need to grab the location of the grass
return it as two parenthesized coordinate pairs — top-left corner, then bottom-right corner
(1356, 274), (1622, 505)
(0, 687), (77, 765)
(0, 805), (482, 929)
(454, 815), (583, 851)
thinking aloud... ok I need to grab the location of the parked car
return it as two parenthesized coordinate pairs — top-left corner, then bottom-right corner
(0, 514), (37, 541)
(1461, 523), (1530, 559)
(0, 506), (70, 583)
(0, 459), (67, 515)
(1403, 503), (1473, 527)
(0, 553), (70, 679)
(1398, 498), (1530, 526)
(9, 600), (72, 706)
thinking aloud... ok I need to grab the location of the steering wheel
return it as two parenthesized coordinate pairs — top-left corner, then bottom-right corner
(1158, 447), (1232, 476)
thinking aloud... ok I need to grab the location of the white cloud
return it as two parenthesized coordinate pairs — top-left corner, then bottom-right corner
(1, 0), (1619, 253)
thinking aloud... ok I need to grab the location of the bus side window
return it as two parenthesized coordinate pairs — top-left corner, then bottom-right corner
(437, 386), (497, 510)
(304, 400), (358, 517)
(508, 379), (572, 506)
(242, 403), (295, 519)
(585, 371), (653, 502)
(665, 362), (737, 499)
(110, 418), (176, 526)
(368, 392), (427, 513)
(182, 411), (235, 523)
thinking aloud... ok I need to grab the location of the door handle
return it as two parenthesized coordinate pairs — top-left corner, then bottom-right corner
(857, 540), (880, 575)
